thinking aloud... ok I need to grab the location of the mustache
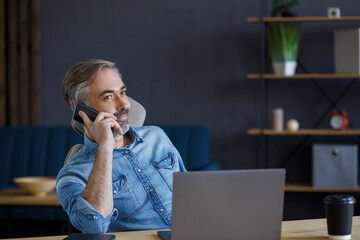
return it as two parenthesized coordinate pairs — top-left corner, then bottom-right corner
(113, 109), (130, 118)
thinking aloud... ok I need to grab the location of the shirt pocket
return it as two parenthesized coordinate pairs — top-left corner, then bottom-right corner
(112, 175), (140, 219)
(152, 153), (179, 192)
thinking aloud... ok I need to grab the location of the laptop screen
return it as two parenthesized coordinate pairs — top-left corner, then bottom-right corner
(170, 169), (285, 240)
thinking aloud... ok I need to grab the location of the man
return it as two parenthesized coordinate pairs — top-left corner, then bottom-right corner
(57, 59), (186, 233)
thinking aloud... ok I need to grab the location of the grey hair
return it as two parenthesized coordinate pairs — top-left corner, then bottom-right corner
(62, 59), (122, 107)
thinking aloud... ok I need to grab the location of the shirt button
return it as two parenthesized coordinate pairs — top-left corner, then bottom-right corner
(138, 169), (142, 172)
(93, 216), (98, 220)
(160, 209), (164, 212)
(125, 150), (129, 154)
(113, 190), (117, 194)
(149, 189), (153, 192)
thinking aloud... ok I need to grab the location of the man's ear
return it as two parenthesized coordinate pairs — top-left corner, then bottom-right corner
(70, 100), (77, 111)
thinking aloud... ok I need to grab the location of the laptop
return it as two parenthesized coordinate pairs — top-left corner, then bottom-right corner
(158, 169), (285, 240)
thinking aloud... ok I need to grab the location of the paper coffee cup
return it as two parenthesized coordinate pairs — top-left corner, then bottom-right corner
(324, 195), (356, 240)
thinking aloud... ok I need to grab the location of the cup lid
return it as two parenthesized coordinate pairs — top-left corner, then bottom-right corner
(324, 195), (356, 205)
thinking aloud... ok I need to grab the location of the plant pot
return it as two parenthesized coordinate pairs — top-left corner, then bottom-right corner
(272, 61), (297, 76)
(267, 22), (301, 75)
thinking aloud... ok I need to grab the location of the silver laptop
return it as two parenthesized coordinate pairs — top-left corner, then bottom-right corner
(158, 169), (285, 240)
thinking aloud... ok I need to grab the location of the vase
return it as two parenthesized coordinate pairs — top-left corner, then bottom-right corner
(272, 61), (297, 76)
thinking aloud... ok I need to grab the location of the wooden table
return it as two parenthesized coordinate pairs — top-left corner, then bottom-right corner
(0, 189), (60, 206)
(281, 217), (360, 239)
(0, 189), (63, 238)
(3, 216), (360, 240)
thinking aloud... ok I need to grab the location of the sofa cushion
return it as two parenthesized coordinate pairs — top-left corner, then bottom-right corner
(0, 127), (82, 220)
(0, 125), (219, 221)
(159, 126), (215, 171)
(0, 127), (82, 189)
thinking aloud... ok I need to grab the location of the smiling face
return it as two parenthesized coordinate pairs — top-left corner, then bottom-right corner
(88, 68), (131, 134)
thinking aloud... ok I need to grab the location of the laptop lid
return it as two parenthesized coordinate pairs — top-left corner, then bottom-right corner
(170, 169), (285, 240)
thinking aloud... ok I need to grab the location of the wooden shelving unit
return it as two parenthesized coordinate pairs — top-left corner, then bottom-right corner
(247, 73), (360, 79)
(247, 16), (360, 23)
(285, 184), (360, 192)
(248, 15), (360, 192)
(248, 129), (360, 135)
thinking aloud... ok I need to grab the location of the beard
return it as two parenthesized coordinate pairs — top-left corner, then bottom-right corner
(113, 109), (130, 138)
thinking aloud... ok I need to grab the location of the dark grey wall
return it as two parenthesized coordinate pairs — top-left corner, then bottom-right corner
(40, 0), (360, 177)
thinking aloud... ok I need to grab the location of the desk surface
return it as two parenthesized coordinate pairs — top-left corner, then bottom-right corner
(4, 216), (360, 240)
(0, 189), (60, 206)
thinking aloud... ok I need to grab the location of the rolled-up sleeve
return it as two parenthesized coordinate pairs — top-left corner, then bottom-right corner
(56, 174), (118, 233)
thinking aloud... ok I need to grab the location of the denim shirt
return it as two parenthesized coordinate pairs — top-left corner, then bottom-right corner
(56, 126), (187, 233)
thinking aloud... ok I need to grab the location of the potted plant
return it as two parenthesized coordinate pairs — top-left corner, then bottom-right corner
(267, 0), (301, 76)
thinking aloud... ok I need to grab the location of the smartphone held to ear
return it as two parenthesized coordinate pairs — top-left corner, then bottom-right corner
(73, 103), (123, 136)
(73, 103), (99, 126)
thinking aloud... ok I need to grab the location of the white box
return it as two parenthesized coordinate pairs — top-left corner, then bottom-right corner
(334, 28), (360, 73)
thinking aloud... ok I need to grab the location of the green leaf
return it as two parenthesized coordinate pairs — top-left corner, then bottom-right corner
(271, 6), (281, 17)
(271, 0), (301, 17)
(267, 22), (301, 61)
(272, 0), (281, 7)
(286, 0), (301, 8)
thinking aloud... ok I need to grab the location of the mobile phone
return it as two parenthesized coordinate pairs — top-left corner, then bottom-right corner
(73, 102), (99, 126)
(63, 233), (115, 240)
(157, 230), (171, 240)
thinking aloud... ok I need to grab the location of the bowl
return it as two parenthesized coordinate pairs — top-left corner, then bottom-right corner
(14, 176), (56, 197)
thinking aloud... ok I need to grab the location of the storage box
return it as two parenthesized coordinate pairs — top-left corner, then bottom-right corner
(334, 28), (360, 73)
(312, 143), (358, 188)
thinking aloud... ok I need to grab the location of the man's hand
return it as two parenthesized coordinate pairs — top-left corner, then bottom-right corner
(79, 111), (121, 218)
(79, 111), (123, 148)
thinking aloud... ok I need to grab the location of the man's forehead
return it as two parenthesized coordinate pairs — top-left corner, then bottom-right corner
(89, 69), (126, 95)
(92, 69), (124, 86)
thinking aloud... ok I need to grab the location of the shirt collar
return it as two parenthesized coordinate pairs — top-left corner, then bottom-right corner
(127, 126), (144, 143)
(84, 126), (144, 154)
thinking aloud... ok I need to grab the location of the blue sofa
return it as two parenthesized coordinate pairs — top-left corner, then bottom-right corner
(0, 125), (220, 221)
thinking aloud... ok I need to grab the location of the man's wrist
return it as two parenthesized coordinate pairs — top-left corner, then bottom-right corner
(98, 143), (114, 153)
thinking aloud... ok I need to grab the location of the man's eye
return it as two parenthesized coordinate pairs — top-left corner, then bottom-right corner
(104, 95), (112, 100)
(121, 89), (127, 95)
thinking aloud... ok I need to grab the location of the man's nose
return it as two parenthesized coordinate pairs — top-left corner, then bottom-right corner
(115, 95), (129, 111)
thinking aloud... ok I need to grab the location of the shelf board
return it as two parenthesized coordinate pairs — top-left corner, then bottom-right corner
(247, 16), (360, 23)
(285, 184), (360, 192)
(247, 73), (360, 79)
(247, 128), (360, 135)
